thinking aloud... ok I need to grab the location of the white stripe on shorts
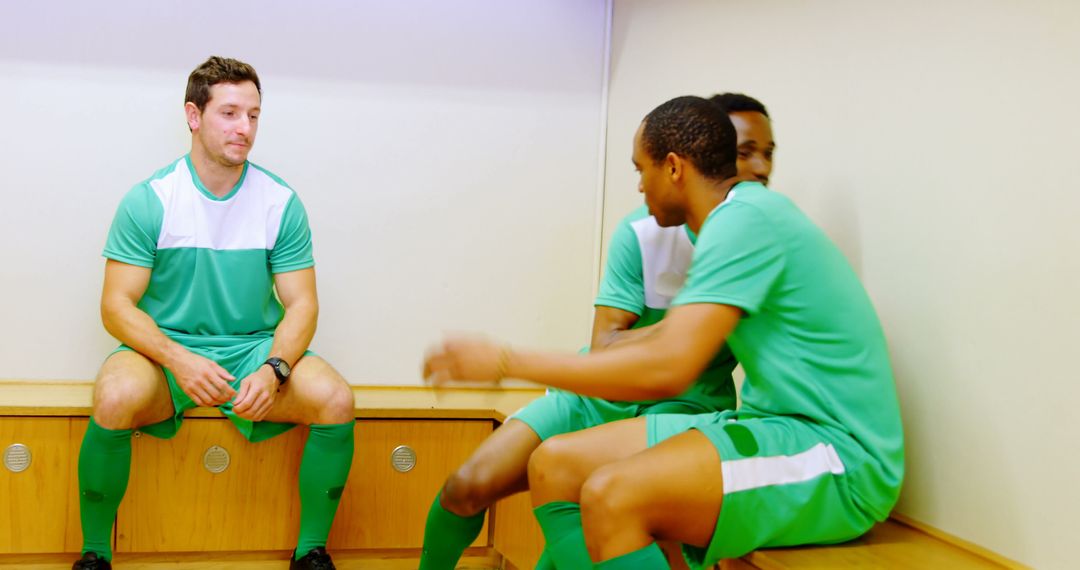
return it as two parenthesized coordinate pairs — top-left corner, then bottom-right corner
(721, 442), (845, 494)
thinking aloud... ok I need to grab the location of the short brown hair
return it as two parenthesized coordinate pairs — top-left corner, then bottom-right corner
(185, 56), (261, 111)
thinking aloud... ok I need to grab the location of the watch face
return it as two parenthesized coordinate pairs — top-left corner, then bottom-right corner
(278, 360), (291, 377)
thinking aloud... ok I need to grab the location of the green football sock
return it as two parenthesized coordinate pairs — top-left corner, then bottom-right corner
(418, 491), (487, 570)
(594, 543), (669, 569)
(534, 548), (556, 569)
(295, 422), (355, 559)
(534, 501), (593, 569)
(77, 417), (133, 561)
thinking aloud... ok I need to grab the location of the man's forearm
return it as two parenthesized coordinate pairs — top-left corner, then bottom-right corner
(507, 339), (695, 401)
(268, 300), (317, 367)
(102, 301), (189, 369)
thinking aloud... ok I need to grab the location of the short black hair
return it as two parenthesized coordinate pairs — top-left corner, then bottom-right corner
(641, 96), (738, 180)
(709, 92), (769, 118)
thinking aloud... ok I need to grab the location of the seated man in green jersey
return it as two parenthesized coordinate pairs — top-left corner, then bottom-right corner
(423, 96), (904, 569)
(73, 57), (355, 570)
(417, 94), (775, 569)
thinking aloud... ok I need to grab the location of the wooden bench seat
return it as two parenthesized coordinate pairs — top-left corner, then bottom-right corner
(0, 380), (545, 566)
(0, 380), (542, 421)
(726, 517), (1020, 569)
(1, 381), (1023, 569)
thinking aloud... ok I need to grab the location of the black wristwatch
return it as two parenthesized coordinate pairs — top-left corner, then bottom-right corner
(264, 357), (292, 385)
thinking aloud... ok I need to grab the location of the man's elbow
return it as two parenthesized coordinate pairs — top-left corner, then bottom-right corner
(591, 328), (620, 351)
(303, 298), (319, 320)
(99, 297), (126, 335)
(284, 297), (319, 322)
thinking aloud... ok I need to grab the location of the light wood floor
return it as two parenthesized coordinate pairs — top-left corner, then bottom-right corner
(0, 550), (501, 569)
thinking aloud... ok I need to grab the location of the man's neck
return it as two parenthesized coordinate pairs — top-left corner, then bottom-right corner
(189, 146), (244, 198)
(685, 176), (754, 234)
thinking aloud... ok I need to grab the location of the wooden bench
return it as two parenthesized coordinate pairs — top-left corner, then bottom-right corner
(0, 380), (545, 567)
(723, 516), (1022, 569)
(1, 381), (1024, 569)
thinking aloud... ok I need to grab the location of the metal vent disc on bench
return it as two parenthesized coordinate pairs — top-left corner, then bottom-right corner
(203, 445), (231, 474)
(3, 443), (31, 473)
(391, 445), (416, 473)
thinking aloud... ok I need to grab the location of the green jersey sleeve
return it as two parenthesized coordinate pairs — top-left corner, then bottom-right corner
(673, 201), (785, 315)
(102, 184), (163, 268)
(595, 213), (645, 315)
(269, 193), (315, 273)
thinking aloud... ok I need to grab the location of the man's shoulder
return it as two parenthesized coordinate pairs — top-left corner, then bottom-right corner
(624, 209), (691, 247)
(618, 204), (652, 225)
(728, 182), (792, 212)
(246, 162), (295, 193)
(137, 156), (187, 188)
(242, 162), (302, 215)
(114, 159), (187, 213)
(704, 182), (785, 225)
(114, 157), (184, 201)
(617, 205), (671, 239)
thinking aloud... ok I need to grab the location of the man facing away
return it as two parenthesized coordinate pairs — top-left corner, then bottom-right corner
(424, 96), (903, 569)
(418, 93), (775, 569)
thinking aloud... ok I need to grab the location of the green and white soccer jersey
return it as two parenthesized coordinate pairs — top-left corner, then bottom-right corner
(594, 204), (737, 411)
(102, 155), (315, 441)
(104, 155), (313, 335)
(511, 205), (737, 441)
(657, 181), (903, 563)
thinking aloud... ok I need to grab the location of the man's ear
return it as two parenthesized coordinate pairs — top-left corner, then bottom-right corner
(184, 102), (201, 132)
(665, 152), (684, 183)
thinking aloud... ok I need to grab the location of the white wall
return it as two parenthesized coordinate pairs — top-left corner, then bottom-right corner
(604, 1), (1080, 568)
(0, 0), (608, 383)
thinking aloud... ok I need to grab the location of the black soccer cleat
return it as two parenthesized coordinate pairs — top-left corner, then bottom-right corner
(72, 552), (112, 570)
(290, 546), (336, 570)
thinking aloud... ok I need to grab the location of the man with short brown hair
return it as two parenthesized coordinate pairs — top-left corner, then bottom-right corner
(74, 56), (355, 570)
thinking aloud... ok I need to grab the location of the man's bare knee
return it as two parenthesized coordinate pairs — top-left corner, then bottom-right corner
(314, 378), (354, 424)
(528, 435), (588, 499)
(580, 464), (647, 546)
(93, 373), (156, 429)
(92, 352), (170, 429)
(286, 356), (354, 425)
(580, 465), (635, 520)
(286, 374), (354, 425)
(442, 460), (503, 516)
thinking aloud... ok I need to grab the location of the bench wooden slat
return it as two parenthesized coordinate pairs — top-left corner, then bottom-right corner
(0, 381), (545, 422)
(740, 519), (1014, 569)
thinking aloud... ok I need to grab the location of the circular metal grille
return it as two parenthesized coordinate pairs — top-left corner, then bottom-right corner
(391, 445), (416, 473)
(3, 443), (32, 473)
(203, 445), (231, 474)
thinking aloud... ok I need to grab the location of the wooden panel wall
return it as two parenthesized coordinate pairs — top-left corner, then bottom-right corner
(0, 417), (83, 553)
(330, 419), (493, 549)
(111, 418), (492, 552)
(3, 416), (499, 555)
(493, 491), (544, 569)
(117, 419), (307, 552)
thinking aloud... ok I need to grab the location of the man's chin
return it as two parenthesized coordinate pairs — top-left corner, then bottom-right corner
(653, 215), (683, 228)
(222, 153), (249, 167)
